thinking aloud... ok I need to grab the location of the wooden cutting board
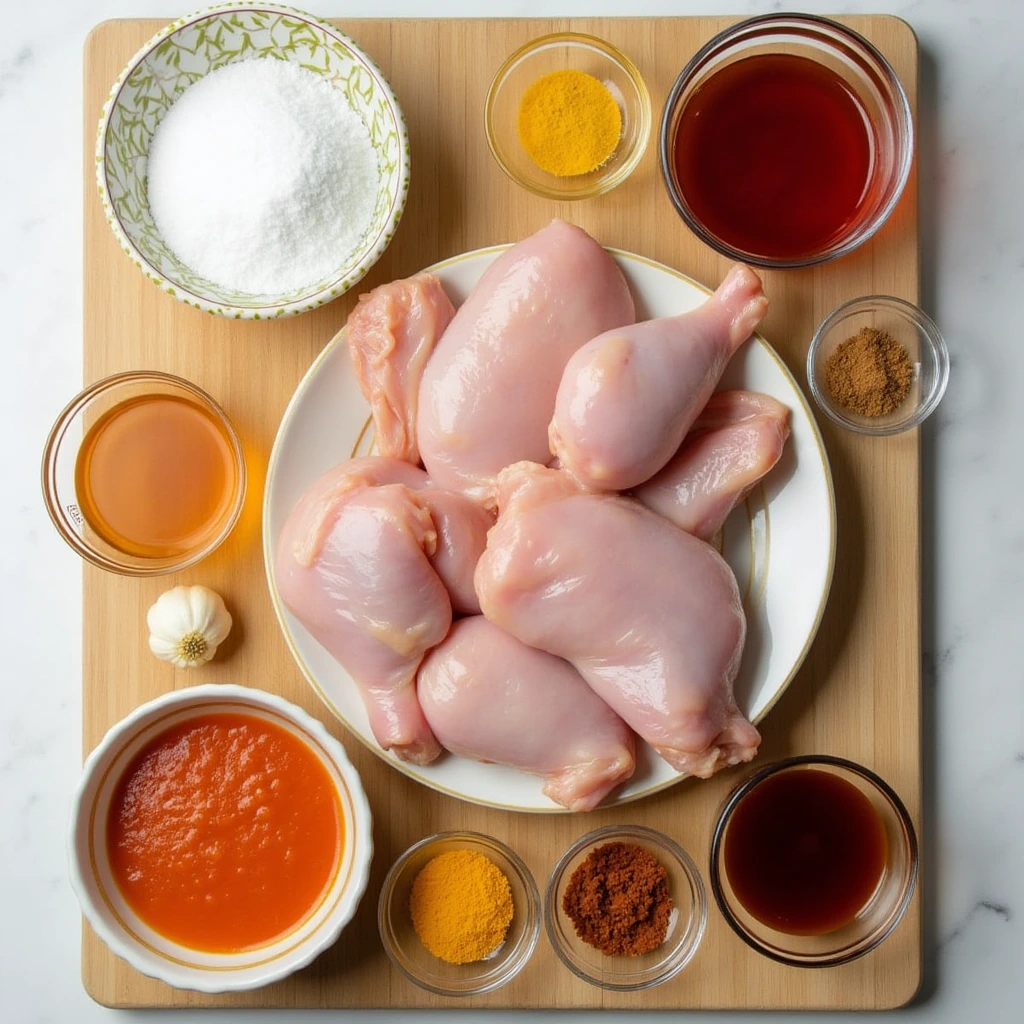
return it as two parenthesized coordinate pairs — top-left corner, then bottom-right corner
(81, 15), (921, 1010)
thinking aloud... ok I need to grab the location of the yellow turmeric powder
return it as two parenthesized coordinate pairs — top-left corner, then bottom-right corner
(517, 69), (622, 177)
(409, 849), (514, 964)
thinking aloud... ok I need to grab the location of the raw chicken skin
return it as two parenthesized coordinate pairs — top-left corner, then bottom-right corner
(347, 272), (456, 464)
(634, 391), (790, 541)
(549, 263), (768, 492)
(475, 462), (760, 778)
(275, 473), (450, 764)
(282, 457), (490, 615)
(418, 617), (635, 811)
(417, 219), (635, 504)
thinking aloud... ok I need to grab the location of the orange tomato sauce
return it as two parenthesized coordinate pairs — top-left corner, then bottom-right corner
(106, 712), (343, 953)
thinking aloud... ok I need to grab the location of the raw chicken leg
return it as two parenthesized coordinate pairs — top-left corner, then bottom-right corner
(417, 219), (635, 504)
(549, 263), (768, 492)
(633, 391), (790, 541)
(418, 617), (636, 811)
(276, 472), (450, 764)
(475, 462), (760, 778)
(347, 273), (456, 464)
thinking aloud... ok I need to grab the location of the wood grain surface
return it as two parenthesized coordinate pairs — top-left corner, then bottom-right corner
(81, 15), (921, 1010)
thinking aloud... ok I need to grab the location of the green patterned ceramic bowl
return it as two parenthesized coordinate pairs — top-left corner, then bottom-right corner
(96, 3), (409, 319)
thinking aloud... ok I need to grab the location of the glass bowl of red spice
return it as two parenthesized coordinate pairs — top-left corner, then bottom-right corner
(378, 831), (541, 996)
(807, 295), (950, 435)
(545, 825), (707, 991)
(485, 33), (651, 200)
(710, 755), (918, 968)
(660, 14), (914, 268)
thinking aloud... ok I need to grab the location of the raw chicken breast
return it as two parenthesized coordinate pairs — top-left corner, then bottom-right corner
(417, 219), (635, 504)
(549, 263), (768, 492)
(634, 391), (790, 541)
(347, 272), (456, 463)
(276, 474), (450, 764)
(475, 462), (760, 778)
(418, 617), (635, 811)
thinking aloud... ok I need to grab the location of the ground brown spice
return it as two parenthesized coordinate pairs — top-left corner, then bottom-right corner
(562, 841), (673, 956)
(824, 326), (913, 417)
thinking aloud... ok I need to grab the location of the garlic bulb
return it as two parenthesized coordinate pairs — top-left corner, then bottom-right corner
(147, 585), (232, 668)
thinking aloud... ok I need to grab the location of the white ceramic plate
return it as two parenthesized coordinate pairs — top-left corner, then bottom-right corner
(264, 246), (836, 813)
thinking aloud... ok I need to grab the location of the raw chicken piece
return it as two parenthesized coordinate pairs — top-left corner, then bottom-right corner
(418, 617), (635, 811)
(417, 219), (635, 504)
(475, 462), (760, 778)
(347, 272), (456, 464)
(283, 457), (490, 615)
(419, 488), (494, 615)
(276, 475), (450, 764)
(633, 391), (790, 541)
(549, 263), (768, 492)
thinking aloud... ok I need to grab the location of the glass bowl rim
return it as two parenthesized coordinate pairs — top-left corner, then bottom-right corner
(807, 294), (950, 435)
(709, 753), (919, 968)
(376, 829), (541, 997)
(544, 823), (708, 991)
(658, 12), (914, 269)
(484, 31), (652, 201)
(41, 369), (247, 576)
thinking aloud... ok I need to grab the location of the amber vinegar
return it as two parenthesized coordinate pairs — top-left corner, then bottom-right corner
(74, 393), (240, 559)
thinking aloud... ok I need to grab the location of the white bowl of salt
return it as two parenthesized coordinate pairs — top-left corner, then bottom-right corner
(97, 4), (409, 319)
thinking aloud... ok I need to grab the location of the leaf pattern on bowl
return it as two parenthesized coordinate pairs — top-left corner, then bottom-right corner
(96, 3), (410, 319)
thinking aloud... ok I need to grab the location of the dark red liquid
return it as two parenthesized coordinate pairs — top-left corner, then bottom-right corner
(673, 54), (874, 260)
(723, 768), (888, 936)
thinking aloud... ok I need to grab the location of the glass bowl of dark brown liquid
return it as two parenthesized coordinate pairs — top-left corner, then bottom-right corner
(660, 14), (914, 268)
(710, 755), (917, 967)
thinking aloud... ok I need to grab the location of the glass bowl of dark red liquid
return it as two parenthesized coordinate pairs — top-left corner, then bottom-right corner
(660, 14), (914, 268)
(710, 756), (918, 967)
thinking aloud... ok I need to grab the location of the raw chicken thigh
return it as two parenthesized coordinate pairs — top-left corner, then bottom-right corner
(475, 462), (760, 778)
(634, 391), (790, 541)
(418, 617), (636, 811)
(419, 487), (494, 615)
(549, 263), (768, 492)
(347, 273), (456, 463)
(276, 466), (451, 765)
(417, 219), (635, 504)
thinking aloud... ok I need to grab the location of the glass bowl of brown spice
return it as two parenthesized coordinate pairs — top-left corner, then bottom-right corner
(545, 825), (707, 991)
(377, 831), (541, 996)
(807, 295), (949, 435)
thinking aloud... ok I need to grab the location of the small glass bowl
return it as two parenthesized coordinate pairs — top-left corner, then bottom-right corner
(485, 33), (651, 200)
(41, 371), (246, 575)
(378, 831), (540, 996)
(545, 825), (707, 991)
(807, 295), (949, 435)
(710, 755), (918, 968)
(660, 14), (914, 267)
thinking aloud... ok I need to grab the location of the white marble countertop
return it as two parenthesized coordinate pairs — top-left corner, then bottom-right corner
(2, 0), (1021, 1020)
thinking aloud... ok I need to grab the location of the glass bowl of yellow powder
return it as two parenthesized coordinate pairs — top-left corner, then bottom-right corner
(485, 33), (651, 200)
(378, 831), (540, 996)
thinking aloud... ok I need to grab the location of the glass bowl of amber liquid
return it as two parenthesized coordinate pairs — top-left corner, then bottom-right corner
(485, 32), (651, 200)
(808, 295), (950, 436)
(42, 371), (245, 575)
(710, 755), (918, 967)
(377, 831), (541, 996)
(544, 825), (707, 991)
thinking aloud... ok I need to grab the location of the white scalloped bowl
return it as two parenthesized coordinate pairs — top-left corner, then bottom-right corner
(68, 684), (373, 992)
(96, 4), (409, 318)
